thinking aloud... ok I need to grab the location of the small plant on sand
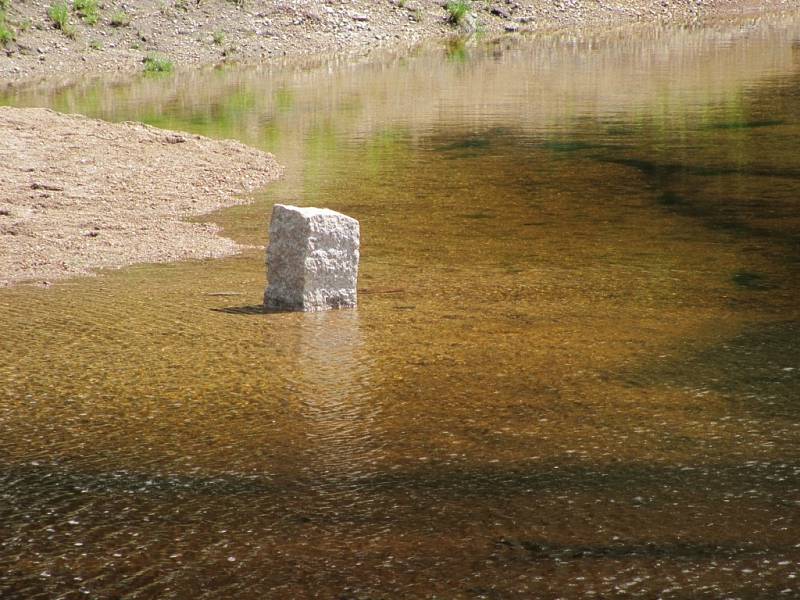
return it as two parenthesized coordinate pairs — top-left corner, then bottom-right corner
(74, 0), (98, 25)
(143, 53), (173, 73)
(109, 9), (129, 27)
(0, 15), (13, 47)
(0, 0), (14, 47)
(88, 38), (102, 49)
(446, 0), (471, 25)
(212, 30), (224, 45)
(48, 2), (76, 38)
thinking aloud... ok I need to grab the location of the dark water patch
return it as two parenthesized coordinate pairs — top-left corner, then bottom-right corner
(606, 157), (800, 181)
(3, 460), (799, 507)
(656, 191), (756, 236)
(732, 271), (776, 290)
(704, 119), (785, 130)
(460, 212), (495, 220)
(0, 464), (278, 499)
(437, 136), (491, 153)
(541, 140), (608, 153)
(494, 538), (774, 562)
(655, 191), (800, 251)
(657, 191), (686, 207)
(625, 321), (800, 417)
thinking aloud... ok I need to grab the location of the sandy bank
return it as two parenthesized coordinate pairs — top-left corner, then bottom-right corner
(0, 106), (281, 286)
(0, 0), (793, 90)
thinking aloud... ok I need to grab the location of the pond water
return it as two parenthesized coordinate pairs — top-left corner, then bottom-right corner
(2, 12), (800, 598)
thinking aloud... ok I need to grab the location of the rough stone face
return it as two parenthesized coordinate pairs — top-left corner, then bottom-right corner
(264, 204), (360, 312)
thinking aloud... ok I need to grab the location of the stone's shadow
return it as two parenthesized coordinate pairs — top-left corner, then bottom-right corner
(212, 305), (364, 315)
(212, 304), (286, 315)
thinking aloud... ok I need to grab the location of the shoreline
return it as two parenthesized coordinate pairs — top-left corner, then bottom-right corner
(0, 0), (794, 92)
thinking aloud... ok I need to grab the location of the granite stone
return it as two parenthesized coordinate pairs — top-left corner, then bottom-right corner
(264, 204), (360, 311)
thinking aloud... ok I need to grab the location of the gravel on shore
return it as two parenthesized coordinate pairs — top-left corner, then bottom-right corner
(0, 106), (282, 286)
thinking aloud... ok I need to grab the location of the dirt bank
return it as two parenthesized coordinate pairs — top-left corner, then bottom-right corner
(0, 0), (793, 90)
(0, 106), (281, 286)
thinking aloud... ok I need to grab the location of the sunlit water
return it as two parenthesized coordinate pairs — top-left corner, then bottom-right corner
(2, 12), (800, 598)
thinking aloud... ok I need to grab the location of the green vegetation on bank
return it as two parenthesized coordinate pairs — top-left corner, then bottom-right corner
(143, 53), (173, 73)
(446, 0), (471, 24)
(0, 15), (13, 47)
(109, 9), (129, 26)
(48, 1), (76, 38)
(74, 0), (98, 25)
(0, 0), (17, 47)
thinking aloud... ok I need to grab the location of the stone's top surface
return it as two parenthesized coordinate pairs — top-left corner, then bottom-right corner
(275, 204), (335, 217)
(272, 204), (358, 224)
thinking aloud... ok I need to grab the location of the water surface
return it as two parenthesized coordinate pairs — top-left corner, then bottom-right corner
(2, 13), (800, 598)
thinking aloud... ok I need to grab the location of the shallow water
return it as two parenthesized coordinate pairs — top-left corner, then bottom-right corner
(2, 12), (800, 599)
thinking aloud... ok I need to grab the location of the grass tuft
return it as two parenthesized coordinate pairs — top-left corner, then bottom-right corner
(143, 53), (173, 73)
(446, 0), (471, 24)
(74, 0), (98, 25)
(109, 10), (129, 26)
(0, 15), (13, 47)
(48, 2), (76, 38)
(48, 1), (69, 28)
(212, 30), (224, 45)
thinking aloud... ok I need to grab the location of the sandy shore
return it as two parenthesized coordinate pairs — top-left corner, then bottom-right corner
(0, 106), (281, 286)
(0, 0), (793, 90)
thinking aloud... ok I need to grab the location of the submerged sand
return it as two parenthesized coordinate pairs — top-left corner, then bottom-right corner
(0, 106), (281, 286)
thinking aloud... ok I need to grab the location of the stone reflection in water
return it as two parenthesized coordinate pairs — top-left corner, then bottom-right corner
(282, 310), (384, 519)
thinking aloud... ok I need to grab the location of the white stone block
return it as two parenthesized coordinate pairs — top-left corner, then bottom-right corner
(264, 204), (360, 311)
